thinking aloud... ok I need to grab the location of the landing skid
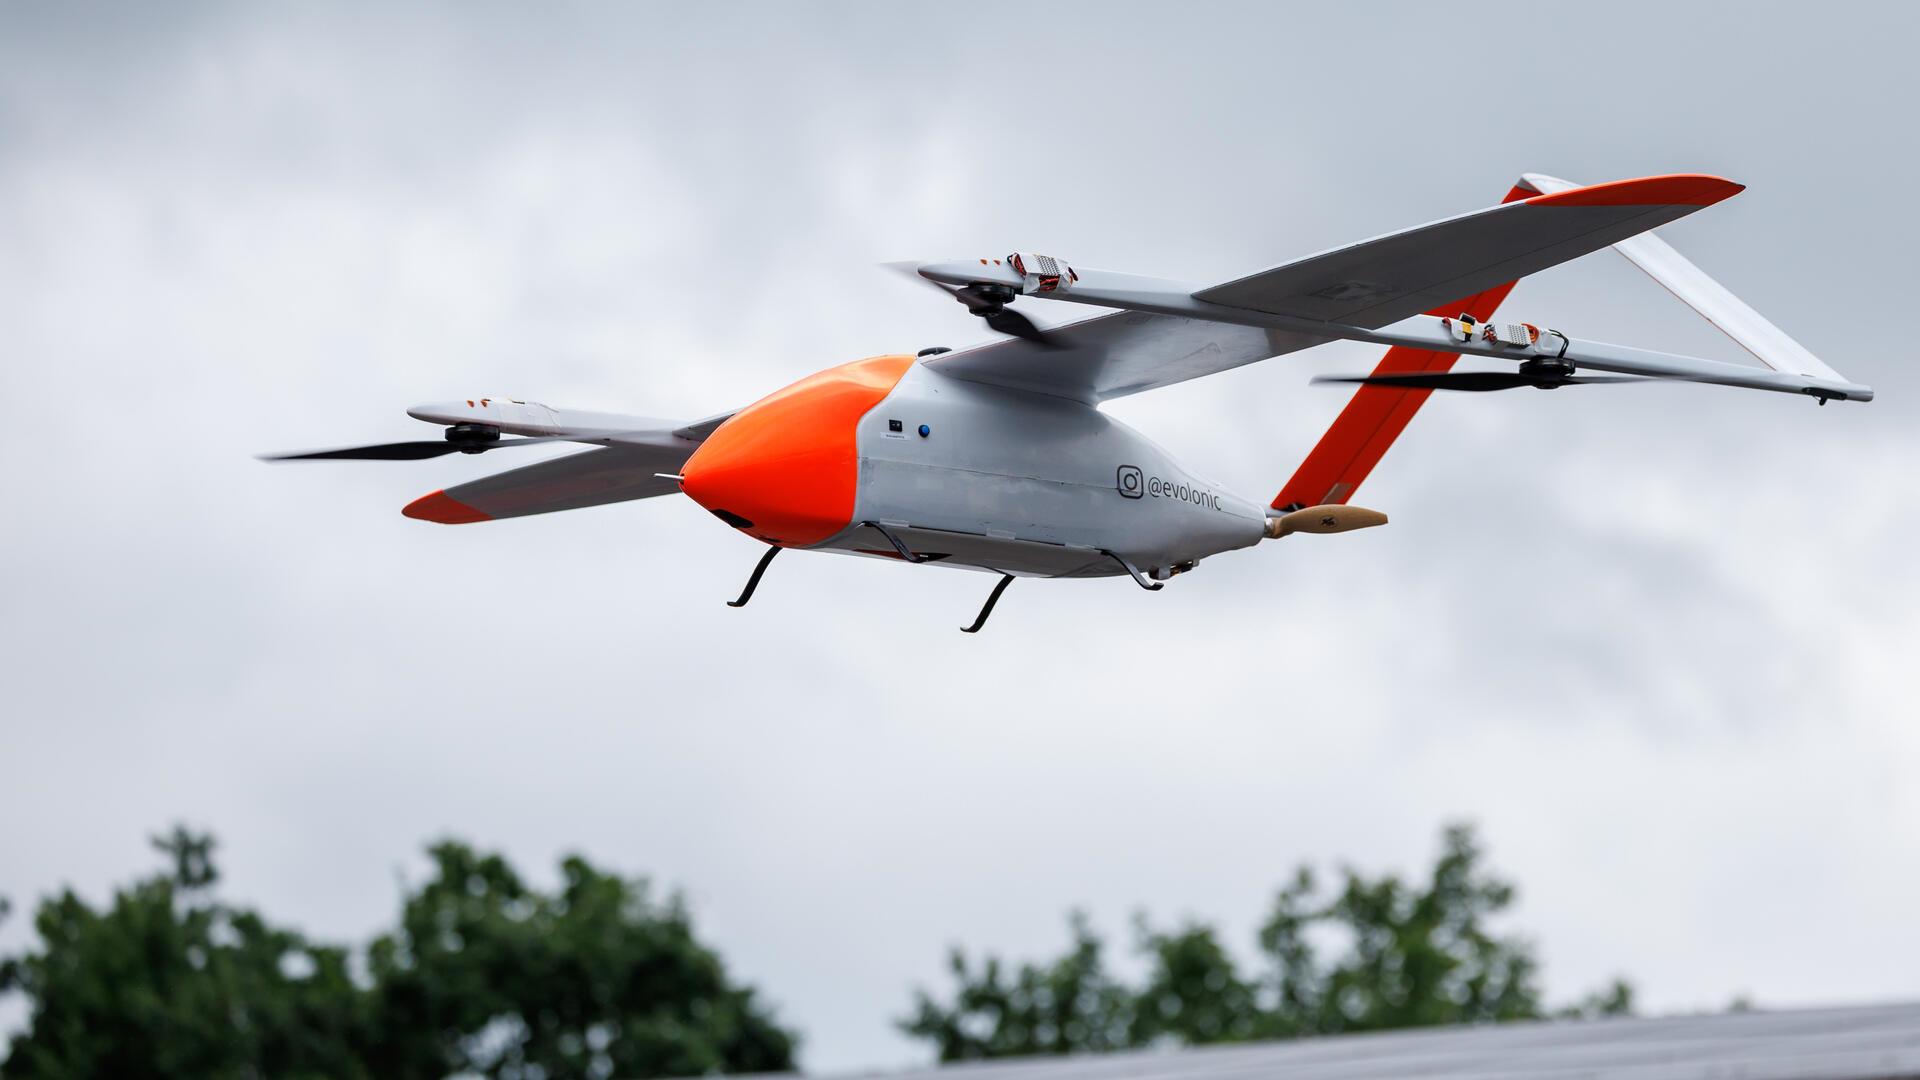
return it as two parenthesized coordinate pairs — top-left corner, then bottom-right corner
(1103, 550), (1165, 591)
(728, 540), (1164, 629)
(861, 520), (933, 563)
(726, 546), (780, 608)
(960, 574), (1016, 634)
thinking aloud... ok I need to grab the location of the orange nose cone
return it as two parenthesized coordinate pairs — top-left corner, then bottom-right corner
(681, 354), (914, 547)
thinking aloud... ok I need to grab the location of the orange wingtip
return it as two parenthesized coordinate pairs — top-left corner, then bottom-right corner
(1527, 173), (1743, 208)
(402, 490), (491, 524)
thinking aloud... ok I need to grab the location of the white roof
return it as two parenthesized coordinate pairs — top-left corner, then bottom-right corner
(777, 1003), (1920, 1080)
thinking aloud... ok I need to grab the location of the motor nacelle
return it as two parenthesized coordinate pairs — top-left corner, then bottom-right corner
(444, 423), (502, 453)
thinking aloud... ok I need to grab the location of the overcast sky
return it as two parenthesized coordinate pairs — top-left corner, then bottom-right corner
(3, 2), (1918, 1073)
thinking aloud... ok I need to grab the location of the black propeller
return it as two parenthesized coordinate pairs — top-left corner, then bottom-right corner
(1312, 370), (1650, 392)
(887, 264), (1061, 348)
(981, 305), (1055, 347)
(260, 428), (593, 462)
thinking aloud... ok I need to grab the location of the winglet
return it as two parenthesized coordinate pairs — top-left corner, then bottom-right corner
(1519, 172), (1850, 385)
(1522, 173), (1743, 209)
(402, 490), (491, 524)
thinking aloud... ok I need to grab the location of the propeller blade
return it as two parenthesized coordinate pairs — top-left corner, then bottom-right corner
(263, 441), (465, 461)
(259, 434), (586, 462)
(1312, 371), (1649, 392)
(883, 261), (966, 302)
(885, 262), (996, 313)
(984, 307), (1061, 348)
(883, 262), (1060, 347)
(1313, 371), (1535, 392)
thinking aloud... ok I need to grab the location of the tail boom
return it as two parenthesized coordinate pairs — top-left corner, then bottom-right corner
(1271, 183), (1537, 510)
(1272, 280), (1518, 510)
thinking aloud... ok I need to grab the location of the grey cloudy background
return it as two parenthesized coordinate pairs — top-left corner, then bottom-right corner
(3, 1), (1917, 1072)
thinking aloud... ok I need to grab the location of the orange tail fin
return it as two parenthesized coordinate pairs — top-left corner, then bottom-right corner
(1272, 183), (1533, 511)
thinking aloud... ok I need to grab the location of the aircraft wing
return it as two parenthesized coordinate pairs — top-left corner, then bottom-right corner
(923, 311), (1327, 403)
(403, 443), (692, 524)
(1191, 174), (1742, 327)
(916, 174), (1813, 403)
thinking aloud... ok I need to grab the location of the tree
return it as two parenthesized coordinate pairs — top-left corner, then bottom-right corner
(903, 823), (1632, 1062)
(1290, 823), (1542, 1034)
(1129, 919), (1259, 1047)
(0, 826), (374, 1080)
(362, 841), (796, 1079)
(1559, 978), (1636, 1020)
(899, 911), (1132, 1060)
(0, 830), (796, 1079)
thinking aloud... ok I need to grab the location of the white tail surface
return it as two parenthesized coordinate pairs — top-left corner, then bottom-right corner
(1519, 172), (1846, 383)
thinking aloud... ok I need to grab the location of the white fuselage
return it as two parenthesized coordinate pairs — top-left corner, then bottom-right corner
(824, 363), (1267, 578)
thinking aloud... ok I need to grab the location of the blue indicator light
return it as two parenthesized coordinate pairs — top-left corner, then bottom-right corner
(918, 424), (931, 438)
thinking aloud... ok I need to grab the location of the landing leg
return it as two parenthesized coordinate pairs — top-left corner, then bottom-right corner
(727, 546), (781, 608)
(1102, 550), (1165, 591)
(862, 521), (929, 563)
(960, 574), (1016, 634)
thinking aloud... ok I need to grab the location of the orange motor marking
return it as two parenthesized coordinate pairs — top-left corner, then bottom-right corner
(681, 354), (914, 547)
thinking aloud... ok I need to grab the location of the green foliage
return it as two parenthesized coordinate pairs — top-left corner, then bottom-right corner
(1558, 978), (1636, 1020)
(897, 912), (1132, 1060)
(1130, 919), (1259, 1046)
(1302, 823), (1541, 1034)
(0, 830), (795, 1079)
(362, 842), (795, 1079)
(903, 824), (1632, 1062)
(0, 827), (373, 1080)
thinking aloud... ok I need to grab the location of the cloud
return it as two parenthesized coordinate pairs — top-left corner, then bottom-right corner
(2, 2), (1917, 1071)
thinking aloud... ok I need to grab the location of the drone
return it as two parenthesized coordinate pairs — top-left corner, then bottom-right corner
(266, 173), (1872, 632)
